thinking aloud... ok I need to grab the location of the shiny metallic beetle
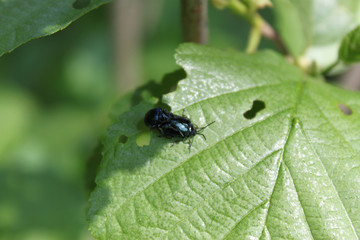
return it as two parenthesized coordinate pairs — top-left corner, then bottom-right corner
(144, 108), (214, 150)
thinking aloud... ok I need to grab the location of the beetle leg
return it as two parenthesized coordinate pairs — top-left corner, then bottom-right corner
(188, 138), (193, 152)
(171, 125), (184, 138)
(166, 125), (185, 138)
(158, 128), (173, 139)
(171, 140), (180, 147)
(158, 127), (165, 135)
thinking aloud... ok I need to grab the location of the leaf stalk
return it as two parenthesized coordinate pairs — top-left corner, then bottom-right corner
(322, 59), (340, 76)
(225, 0), (288, 54)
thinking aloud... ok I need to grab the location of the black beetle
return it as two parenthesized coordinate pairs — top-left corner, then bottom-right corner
(144, 108), (214, 150)
(144, 108), (173, 128)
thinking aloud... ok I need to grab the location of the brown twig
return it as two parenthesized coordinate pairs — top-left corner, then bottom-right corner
(181, 0), (208, 44)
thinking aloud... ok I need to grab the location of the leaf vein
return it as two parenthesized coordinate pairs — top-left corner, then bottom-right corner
(165, 149), (282, 238)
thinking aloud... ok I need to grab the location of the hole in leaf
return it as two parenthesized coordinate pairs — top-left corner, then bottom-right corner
(130, 69), (185, 108)
(338, 103), (352, 115)
(159, 69), (185, 94)
(136, 120), (150, 147)
(118, 135), (128, 144)
(136, 132), (151, 147)
(72, 0), (91, 9)
(244, 100), (266, 119)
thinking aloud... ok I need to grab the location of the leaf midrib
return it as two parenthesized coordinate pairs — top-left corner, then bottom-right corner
(258, 79), (307, 239)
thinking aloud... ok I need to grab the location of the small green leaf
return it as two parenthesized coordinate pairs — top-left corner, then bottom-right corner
(339, 25), (360, 64)
(88, 44), (360, 239)
(272, 0), (309, 57)
(0, 0), (112, 57)
(307, 0), (360, 67)
(273, 0), (360, 66)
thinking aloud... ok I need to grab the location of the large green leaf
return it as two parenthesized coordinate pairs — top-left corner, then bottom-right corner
(272, 0), (360, 66)
(88, 43), (360, 239)
(0, 0), (111, 57)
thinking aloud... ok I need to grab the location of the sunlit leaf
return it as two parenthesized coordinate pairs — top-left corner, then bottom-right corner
(88, 44), (360, 239)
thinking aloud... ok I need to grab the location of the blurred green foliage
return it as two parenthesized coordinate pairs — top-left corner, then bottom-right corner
(0, 2), (272, 240)
(0, 4), (112, 240)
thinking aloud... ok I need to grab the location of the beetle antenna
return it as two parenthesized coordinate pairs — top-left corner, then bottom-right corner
(198, 133), (206, 141)
(198, 121), (215, 132)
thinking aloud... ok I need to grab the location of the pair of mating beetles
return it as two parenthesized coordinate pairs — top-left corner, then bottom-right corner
(144, 108), (214, 150)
